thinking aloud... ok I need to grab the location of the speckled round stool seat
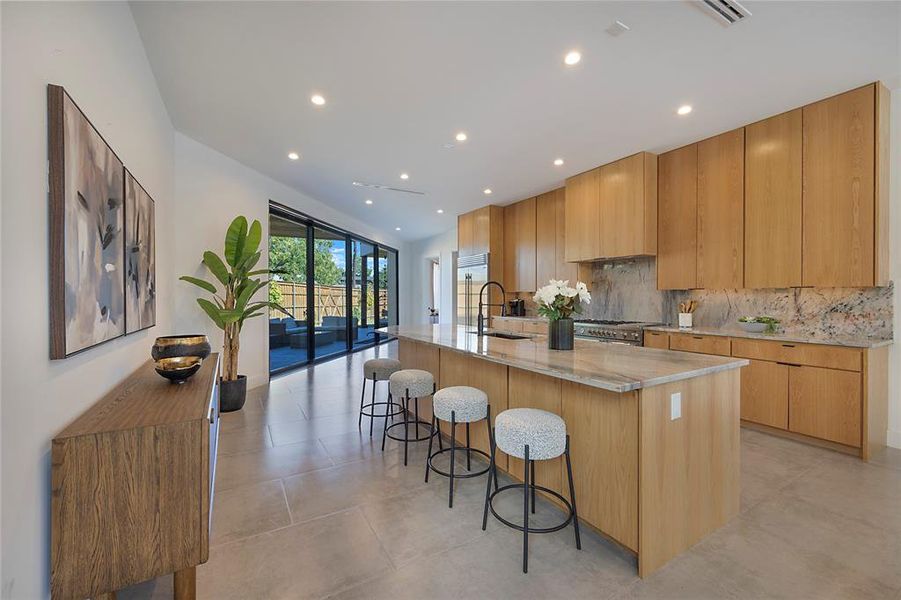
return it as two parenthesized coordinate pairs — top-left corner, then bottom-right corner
(482, 408), (581, 573)
(424, 387), (496, 508)
(358, 358), (404, 437)
(381, 369), (442, 466)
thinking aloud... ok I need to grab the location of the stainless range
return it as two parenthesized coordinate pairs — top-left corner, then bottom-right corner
(573, 319), (663, 346)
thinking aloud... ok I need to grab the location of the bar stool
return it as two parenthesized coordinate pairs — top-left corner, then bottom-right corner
(359, 358), (404, 436)
(481, 408), (581, 573)
(382, 369), (442, 465)
(424, 386), (498, 508)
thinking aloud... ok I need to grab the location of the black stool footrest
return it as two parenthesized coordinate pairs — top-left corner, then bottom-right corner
(385, 420), (439, 443)
(360, 401), (405, 419)
(426, 446), (490, 479)
(488, 483), (575, 534)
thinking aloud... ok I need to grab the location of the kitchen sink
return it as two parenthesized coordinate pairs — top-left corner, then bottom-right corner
(468, 330), (531, 340)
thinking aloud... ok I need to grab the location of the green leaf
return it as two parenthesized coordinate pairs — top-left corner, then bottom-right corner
(234, 279), (262, 312)
(235, 251), (261, 276)
(218, 309), (244, 324)
(224, 216), (248, 267)
(196, 298), (225, 329)
(202, 251), (230, 286)
(179, 276), (217, 294)
(243, 220), (262, 259)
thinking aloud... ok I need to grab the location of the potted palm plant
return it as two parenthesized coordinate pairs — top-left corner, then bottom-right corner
(180, 216), (288, 411)
(533, 280), (591, 350)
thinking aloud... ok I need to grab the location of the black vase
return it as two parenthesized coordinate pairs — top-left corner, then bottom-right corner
(220, 375), (247, 412)
(548, 318), (574, 350)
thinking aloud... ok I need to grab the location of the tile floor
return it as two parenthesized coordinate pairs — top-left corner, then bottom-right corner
(122, 342), (901, 600)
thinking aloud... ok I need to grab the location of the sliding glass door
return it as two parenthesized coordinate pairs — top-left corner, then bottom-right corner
(268, 204), (399, 375)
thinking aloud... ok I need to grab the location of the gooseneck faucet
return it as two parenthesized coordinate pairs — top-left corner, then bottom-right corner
(477, 281), (507, 336)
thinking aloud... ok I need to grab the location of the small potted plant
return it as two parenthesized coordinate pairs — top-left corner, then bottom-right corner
(533, 280), (591, 350)
(180, 216), (288, 412)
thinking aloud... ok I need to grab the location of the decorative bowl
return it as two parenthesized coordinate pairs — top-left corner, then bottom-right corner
(738, 322), (769, 333)
(154, 356), (203, 384)
(152, 335), (211, 361)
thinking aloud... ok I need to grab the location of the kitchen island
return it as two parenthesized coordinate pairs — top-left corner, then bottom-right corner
(385, 324), (748, 577)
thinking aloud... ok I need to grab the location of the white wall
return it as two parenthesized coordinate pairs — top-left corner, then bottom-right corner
(0, 2), (176, 598)
(401, 227), (457, 326)
(173, 133), (406, 387)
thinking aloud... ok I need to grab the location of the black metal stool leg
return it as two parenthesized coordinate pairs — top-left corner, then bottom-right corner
(403, 390), (410, 466)
(523, 444), (530, 574)
(466, 423), (471, 471)
(433, 383), (443, 452)
(565, 435), (582, 550)
(449, 411), (457, 508)
(358, 377), (367, 430)
(424, 413), (436, 483)
(530, 460), (536, 514)
(369, 378), (377, 437)
(487, 405), (498, 491)
(380, 391), (391, 452)
(482, 430), (497, 531)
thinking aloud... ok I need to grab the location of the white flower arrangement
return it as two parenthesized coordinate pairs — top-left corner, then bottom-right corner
(533, 280), (591, 321)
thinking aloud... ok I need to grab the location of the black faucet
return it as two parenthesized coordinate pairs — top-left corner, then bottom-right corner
(477, 281), (507, 336)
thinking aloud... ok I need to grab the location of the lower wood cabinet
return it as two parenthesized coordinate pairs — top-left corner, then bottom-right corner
(740, 359), (789, 430)
(507, 368), (563, 497)
(788, 365), (861, 447)
(668, 332), (731, 356)
(643, 331), (669, 349)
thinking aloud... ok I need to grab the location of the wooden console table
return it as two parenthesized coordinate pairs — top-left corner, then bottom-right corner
(51, 354), (221, 599)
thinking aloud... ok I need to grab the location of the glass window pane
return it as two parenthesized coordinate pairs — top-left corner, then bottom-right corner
(352, 240), (376, 347)
(268, 214), (309, 373)
(312, 227), (348, 360)
(378, 247), (399, 328)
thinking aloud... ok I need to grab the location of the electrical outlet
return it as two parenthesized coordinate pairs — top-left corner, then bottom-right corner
(670, 392), (682, 420)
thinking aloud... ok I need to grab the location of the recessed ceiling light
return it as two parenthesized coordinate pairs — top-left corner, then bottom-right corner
(483, 188), (492, 195)
(395, 227), (401, 231)
(311, 94), (326, 106)
(564, 50), (581, 66)
(400, 173), (409, 180)
(554, 158), (564, 166)
(365, 199), (373, 205)
(455, 132), (468, 142)
(437, 209), (444, 214)
(288, 152), (300, 160)
(677, 105), (693, 116)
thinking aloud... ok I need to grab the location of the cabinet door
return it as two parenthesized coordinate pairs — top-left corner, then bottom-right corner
(669, 333), (731, 356)
(802, 84), (875, 287)
(536, 191), (557, 288)
(657, 145), (698, 289)
(745, 110), (802, 288)
(471, 206), (491, 256)
(740, 360), (788, 429)
(697, 129), (744, 289)
(598, 153), (656, 259)
(789, 365), (861, 447)
(503, 204), (518, 291)
(516, 197), (537, 292)
(457, 212), (474, 257)
(554, 188), (580, 283)
(565, 169), (600, 262)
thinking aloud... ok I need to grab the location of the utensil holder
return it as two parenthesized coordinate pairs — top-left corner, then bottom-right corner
(678, 312), (693, 329)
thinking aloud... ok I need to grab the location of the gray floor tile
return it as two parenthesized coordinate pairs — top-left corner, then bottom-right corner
(215, 439), (333, 491)
(211, 479), (292, 546)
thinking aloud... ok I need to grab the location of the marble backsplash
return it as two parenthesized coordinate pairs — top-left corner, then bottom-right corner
(581, 257), (893, 340)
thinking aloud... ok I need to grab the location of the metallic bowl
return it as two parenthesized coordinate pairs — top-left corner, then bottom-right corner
(151, 335), (211, 361)
(154, 356), (203, 384)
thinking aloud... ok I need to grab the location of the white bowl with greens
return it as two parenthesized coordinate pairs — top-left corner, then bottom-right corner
(738, 316), (780, 334)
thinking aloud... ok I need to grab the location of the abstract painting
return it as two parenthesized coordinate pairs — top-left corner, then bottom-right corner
(48, 85), (125, 358)
(124, 170), (156, 333)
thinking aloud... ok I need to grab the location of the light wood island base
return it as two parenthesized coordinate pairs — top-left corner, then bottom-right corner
(397, 338), (740, 577)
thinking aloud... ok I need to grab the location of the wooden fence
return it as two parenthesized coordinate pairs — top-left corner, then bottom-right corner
(270, 281), (387, 324)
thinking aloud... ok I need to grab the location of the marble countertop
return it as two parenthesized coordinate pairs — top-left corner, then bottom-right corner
(645, 325), (893, 349)
(492, 315), (545, 321)
(385, 324), (747, 393)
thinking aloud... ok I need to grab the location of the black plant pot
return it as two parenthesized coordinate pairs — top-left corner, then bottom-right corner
(548, 318), (574, 350)
(220, 375), (247, 412)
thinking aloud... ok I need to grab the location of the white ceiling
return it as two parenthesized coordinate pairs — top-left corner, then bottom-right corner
(131, 1), (900, 242)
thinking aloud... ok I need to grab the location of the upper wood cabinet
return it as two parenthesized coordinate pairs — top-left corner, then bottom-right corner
(697, 128), (744, 289)
(802, 83), (888, 287)
(457, 211), (475, 257)
(458, 206), (503, 258)
(564, 168), (600, 262)
(535, 188), (578, 288)
(503, 197), (537, 292)
(598, 152), (658, 259)
(745, 109), (803, 288)
(657, 144), (698, 290)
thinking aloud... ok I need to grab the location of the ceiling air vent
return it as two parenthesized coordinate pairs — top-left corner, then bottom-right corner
(700, 0), (751, 25)
(352, 181), (425, 195)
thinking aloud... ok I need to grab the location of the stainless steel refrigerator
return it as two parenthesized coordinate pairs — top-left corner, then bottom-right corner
(456, 253), (489, 329)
